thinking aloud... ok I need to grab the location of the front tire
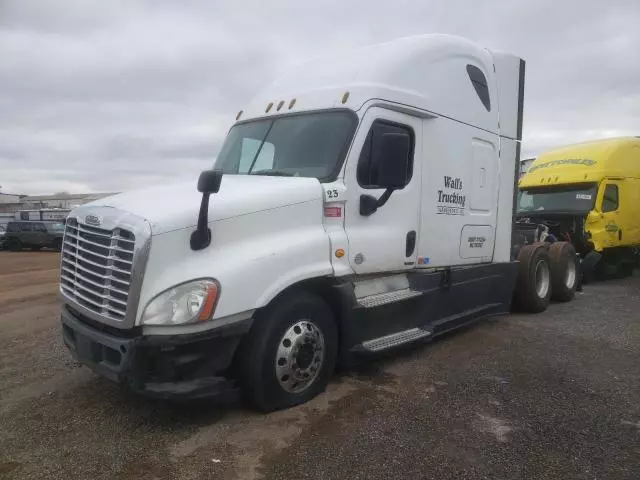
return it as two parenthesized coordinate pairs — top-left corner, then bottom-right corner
(238, 291), (338, 412)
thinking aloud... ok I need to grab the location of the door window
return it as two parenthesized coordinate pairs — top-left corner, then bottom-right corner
(357, 120), (414, 189)
(602, 184), (618, 212)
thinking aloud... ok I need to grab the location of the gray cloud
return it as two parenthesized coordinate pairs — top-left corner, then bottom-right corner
(0, 0), (638, 194)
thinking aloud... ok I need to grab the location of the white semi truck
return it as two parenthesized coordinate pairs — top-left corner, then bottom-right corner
(59, 34), (578, 411)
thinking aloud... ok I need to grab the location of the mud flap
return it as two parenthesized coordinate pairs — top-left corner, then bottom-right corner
(580, 251), (602, 286)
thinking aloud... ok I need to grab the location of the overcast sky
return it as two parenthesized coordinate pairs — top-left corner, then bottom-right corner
(1, 0), (638, 195)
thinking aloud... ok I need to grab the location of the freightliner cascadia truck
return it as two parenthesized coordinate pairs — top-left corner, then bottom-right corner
(59, 34), (578, 411)
(517, 137), (640, 279)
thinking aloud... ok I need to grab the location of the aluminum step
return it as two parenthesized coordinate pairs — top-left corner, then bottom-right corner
(357, 288), (422, 308)
(360, 328), (432, 353)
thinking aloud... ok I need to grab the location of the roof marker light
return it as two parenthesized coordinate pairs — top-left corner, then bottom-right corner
(341, 91), (350, 104)
(236, 110), (243, 120)
(289, 98), (296, 109)
(265, 102), (274, 113)
(277, 100), (284, 111)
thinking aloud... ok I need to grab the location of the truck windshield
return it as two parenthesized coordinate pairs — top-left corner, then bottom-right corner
(213, 111), (357, 181)
(518, 183), (597, 213)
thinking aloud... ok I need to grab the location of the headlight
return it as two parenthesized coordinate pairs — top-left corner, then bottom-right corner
(141, 279), (220, 326)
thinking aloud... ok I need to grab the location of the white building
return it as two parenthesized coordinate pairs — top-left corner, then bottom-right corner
(0, 192), (21, 204)
(19, 192), (116, 210)
(0, 192), (117, 226)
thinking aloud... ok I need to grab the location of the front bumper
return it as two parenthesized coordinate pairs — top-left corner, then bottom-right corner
(61, 305), (252, 401)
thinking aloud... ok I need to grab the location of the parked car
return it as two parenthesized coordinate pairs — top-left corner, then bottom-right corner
(0, 225), (6, 249)
(4, 220), (65, 251)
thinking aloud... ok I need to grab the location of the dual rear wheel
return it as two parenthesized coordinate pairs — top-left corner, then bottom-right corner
(515, 241), (578, 312)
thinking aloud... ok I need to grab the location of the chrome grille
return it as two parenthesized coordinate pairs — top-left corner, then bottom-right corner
(60, 217), (136, 322)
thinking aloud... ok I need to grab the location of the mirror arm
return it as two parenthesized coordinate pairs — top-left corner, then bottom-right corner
(376, 188), (394, 208)
(359, 188), (396, 216)
(190, 193), (212, 251)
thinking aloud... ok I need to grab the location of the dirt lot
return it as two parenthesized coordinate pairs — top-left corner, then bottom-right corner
(0, 251), (639, 480)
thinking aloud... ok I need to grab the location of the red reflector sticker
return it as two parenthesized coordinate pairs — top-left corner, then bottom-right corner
(324, 206), (342, 218)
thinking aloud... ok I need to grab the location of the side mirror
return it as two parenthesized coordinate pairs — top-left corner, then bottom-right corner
(191, 170), (223, 251)
(197, 170), (223, 194)
(375, 132), (410, 190)
(359, 132), (411, 216)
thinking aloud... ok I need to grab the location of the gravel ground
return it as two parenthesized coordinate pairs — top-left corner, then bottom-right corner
(0, 251), (638, 480)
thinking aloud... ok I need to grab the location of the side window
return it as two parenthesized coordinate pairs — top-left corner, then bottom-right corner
(357, 120), (414, 189)
(238, 138), (275, 173)
(466, 65), (491, 112)
(602, 184), (618, 213)
(34, 223), (46, 232)
(20, 223), (32, 232)
(6, 223), (18, 233)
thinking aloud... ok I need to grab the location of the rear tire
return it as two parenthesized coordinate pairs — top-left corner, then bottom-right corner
(7, 237), (21, 252)
(548, 242), (578, 302)
(514, 244), (552, 313)
(237, 291), (338, 412)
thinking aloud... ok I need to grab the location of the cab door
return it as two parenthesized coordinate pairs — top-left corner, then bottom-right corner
(342, 107), (422, 274)
(597, 180), (623, 248)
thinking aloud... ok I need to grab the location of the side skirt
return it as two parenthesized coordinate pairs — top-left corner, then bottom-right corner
(338, 262), (517, 357)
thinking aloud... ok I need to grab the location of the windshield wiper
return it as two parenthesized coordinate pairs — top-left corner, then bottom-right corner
(249, 169), (295, 177)
(247, 122), (275, 174)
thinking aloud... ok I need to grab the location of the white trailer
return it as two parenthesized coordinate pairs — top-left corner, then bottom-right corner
(58, 34), (577, 411)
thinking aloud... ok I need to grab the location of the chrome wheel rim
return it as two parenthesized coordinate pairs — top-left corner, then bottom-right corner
(565, 258), (576, 288)
(275, 320), (325, 394)
(535, 259), (550, 298)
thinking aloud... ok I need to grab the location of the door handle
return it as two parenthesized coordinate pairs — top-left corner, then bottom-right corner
(406, 231), (416, 257)
(440, 268), (452, 291)
(618, 229), (622, 241)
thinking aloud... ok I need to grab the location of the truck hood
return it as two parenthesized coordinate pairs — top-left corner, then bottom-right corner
(85, 175), (324, 235)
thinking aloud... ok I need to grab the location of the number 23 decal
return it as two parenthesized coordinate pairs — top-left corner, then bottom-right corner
(326, 189), (339, 199)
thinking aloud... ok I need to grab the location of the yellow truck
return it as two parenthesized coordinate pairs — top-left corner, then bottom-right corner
(516, 136), (640, 278)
